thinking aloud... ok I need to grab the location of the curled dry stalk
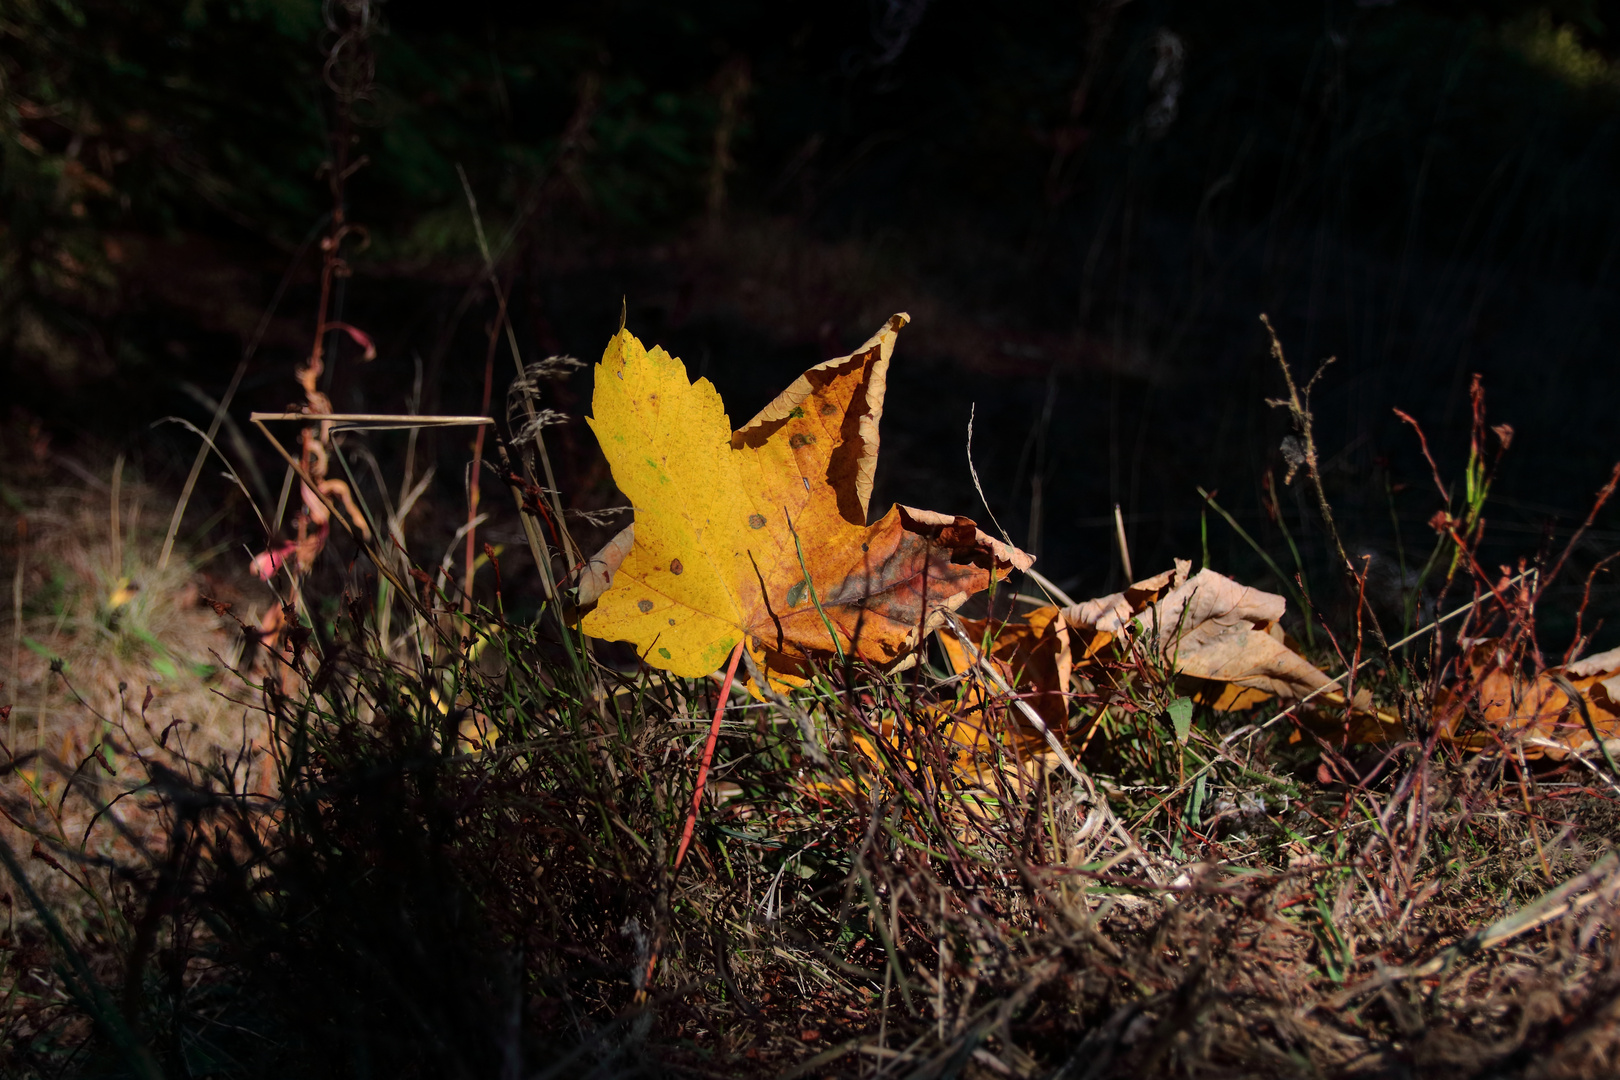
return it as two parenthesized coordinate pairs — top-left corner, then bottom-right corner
(1260, 314), (1391, 660)
(248, 0), (383, 669)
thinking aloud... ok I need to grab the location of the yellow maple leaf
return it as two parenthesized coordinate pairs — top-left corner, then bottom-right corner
(107, 576), (140, 611)
(580, 314), (1032, 679)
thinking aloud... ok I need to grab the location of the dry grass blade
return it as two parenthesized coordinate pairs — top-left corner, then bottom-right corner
(156, 221), (321, 573)
(246, 412), (495, 430)
(1331, 848), (1620, 1005)
(1022, 566), (1077, 607)
(457, 165), (583, 575)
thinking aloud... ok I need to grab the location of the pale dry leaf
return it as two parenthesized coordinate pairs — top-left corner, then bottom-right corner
(1063, 565), (1377, 716)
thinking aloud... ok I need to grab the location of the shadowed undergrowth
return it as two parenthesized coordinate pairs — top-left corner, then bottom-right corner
(5, 4), (1620, 1067)
(3, 408), (1620, 1079)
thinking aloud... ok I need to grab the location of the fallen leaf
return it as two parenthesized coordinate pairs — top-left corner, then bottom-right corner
(1063, 561), (1191, 641)
(938, 604), (1073, 752)
(947, 564), (1401, 752)
(579, 315), (1032, 679)
(106, 576), (139, 611)
(1063, 566), (1364, 712)
(1436, 641), (1620, 759)
(1568, 643), (1620, 732)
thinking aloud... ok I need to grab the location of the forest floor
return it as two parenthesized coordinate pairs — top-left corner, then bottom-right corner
(4, 324), (1620, 1080)
(8, 3), (1620, 1075)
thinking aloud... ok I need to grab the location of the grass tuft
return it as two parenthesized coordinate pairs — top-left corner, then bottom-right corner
(5, 339), (1620, 1080)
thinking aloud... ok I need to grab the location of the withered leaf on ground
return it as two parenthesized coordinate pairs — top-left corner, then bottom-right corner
(934, 563), (1402, 760)
(1062, 564), (1379, 716)
(1060, 566), (1620, 756)
(577, 314), (1032, 681)
(939, 605), (1073, 755)
(1436, 642), (1620, 759)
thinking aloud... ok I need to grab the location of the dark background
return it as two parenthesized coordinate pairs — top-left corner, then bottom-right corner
(5, 0), (1618, 641)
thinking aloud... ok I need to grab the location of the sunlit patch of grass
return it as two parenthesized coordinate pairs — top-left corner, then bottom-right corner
(2, 462), (250, 758)
(0, 453), (266, 944)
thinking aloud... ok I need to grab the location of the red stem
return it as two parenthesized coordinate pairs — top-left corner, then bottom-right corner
(672, 640), (746, 874)
(462, 322), (499, 616)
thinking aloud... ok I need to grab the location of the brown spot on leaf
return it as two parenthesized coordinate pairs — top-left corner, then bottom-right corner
(670, 558), (684, 575)
(637, 599), (654, 613)
(789, 433), (816, 448)
(819, 402), (837, 416)
(748, 513), (767, 529)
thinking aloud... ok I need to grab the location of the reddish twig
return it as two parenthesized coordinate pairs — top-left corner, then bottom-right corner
(462, 312), (500, 617)
(1392, 407), (1449, 505)
(1344, 554), (1371, 748)
(672, 640), (746, 875)
(635, 640), (748, 1005)
(1565, 551), (1620, 665)
(1537, 462), (1620, 602)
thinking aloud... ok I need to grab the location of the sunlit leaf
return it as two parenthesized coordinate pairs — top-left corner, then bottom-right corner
(579, 315), (1032, 680)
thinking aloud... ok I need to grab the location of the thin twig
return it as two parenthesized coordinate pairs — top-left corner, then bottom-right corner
(965, 403), (1015, 548)
(1113, 503), (1133, 583)
(1261, 314), (1391, 657)
(672, 641), (746, 874)
(247, 412), (494, 430)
